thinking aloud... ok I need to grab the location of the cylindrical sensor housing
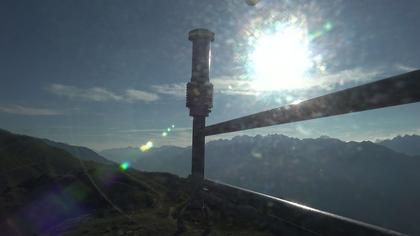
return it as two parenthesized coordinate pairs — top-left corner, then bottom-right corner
(186, 28), (215, 117)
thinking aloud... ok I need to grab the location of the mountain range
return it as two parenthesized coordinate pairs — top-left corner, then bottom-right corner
(2, 126), (418, 235)
(100, 134), (420, 235)
(377, 135), (420, 156)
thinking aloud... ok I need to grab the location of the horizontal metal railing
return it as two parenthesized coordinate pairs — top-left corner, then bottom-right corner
(199, 70), (420, 235)
(205, 70), (420, 136)
(186, 28), (419, 235)
(203, 180), (406, 236)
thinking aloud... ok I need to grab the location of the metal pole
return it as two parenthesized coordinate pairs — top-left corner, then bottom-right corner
(186, 29), (215, 182)
(192, 116), (205, 179)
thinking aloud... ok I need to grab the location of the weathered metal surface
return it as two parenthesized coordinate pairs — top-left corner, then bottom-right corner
(186, 28), (215, 117)
(186, 28), (215, 180)
(203, 179), (406, 236)
(205, 70), (420, 136)
(191, 116), (205, 180)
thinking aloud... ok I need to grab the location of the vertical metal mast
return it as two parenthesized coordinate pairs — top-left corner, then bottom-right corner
(186, 29), (215, 182)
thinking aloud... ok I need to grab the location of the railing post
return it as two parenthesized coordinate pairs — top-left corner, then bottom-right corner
(186, 28), (215, 182)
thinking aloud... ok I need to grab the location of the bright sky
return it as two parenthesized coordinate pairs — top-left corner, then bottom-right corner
(0, 0), (419, 150)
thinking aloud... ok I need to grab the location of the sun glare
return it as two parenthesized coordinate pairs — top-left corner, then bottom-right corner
(140, 141), (153, 152)
(249, 25), (314, 91)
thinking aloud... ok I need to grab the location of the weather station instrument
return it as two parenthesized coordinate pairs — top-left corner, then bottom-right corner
(186, 28), (215, 182)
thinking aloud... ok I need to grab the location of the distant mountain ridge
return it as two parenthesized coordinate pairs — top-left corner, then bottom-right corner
(100, 146), (146, 163)
(377, 134), (420, 156)
(2, 128), (419, 235)
(100, 134), (420, 235)
(100, 145), (190, 175)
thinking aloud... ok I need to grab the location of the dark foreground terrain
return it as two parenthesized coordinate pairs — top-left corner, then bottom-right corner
(0, 129), (271, 235)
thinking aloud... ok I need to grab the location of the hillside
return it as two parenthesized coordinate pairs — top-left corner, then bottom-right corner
(0, 130), (271, 235)
(99, 146), (142, 163)
(43, 138), (112, 164)
(101, 134), (420, 235)
(100, 146), (190, 176)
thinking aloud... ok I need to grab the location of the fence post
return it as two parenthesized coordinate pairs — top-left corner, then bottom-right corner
(186, 29), (215, 182)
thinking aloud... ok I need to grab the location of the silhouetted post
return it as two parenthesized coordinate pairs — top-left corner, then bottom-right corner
(186, 29), (215, 182)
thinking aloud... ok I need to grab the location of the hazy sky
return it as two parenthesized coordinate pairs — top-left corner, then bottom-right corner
(1, 0), (419, 150)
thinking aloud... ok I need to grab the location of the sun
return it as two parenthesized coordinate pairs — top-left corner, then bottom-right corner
(249, 25), (314, 91)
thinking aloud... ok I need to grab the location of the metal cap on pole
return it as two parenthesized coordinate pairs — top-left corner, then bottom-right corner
(186, 28), (214, 182)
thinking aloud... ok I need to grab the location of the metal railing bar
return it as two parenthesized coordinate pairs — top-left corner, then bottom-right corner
(205, 70), (420, 136)
(203, 179), (406, 236)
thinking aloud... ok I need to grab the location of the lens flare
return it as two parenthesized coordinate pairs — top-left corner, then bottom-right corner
(120, 162), (130, 170)
(140, 141), (153, 152)
(309, 21), (334, 41)
(137, 124), (176, 152)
